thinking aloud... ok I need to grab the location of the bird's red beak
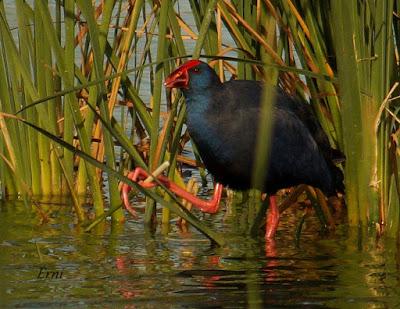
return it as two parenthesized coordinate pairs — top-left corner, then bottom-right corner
(164, 60), (201, 89)
(164, 68), (189, 89)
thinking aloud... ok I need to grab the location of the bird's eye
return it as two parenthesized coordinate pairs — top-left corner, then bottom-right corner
(193, 67), (200, 73)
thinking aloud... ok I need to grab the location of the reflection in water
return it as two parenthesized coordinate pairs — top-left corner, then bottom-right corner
(0, 200), (400, 308)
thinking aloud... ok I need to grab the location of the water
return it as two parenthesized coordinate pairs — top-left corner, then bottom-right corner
(1, 200), (399, 308)
(2, 2), (400, 307)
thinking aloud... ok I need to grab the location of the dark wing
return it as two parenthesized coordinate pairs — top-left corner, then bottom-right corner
(275, 89), (345, 162)
(211, 81), (344, 194)
(274, 90), (344, 193)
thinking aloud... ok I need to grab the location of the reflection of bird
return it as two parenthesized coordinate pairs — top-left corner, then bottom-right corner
(164, 60), (344, 238)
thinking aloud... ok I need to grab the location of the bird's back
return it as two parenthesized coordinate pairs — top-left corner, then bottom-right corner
(185, 79), (344, 196)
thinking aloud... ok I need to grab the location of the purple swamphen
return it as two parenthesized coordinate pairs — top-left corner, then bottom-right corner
(163, 60), (344, 239)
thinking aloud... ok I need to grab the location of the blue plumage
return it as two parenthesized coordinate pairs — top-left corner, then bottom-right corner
(166, 61), (344, 197)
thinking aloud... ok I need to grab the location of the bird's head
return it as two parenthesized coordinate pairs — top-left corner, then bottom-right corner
(164, 60), (221, 92)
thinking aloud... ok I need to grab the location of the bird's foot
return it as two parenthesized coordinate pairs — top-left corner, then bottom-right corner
(265, 237), (277, 258)
(265, 195), (280, 239)
(121, 168), (157, 218)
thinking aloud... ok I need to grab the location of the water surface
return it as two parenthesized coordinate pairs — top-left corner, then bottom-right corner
(1, 200), (399, 308)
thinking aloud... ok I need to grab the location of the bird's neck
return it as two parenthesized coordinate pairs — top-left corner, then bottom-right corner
(183, 88), (222, 155)
(184, 91), (212, 141)
(183, 88), (212, 116)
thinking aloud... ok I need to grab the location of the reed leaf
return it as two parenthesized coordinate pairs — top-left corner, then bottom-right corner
(1, 1), (398, 241)
(11, 114), (225, 246)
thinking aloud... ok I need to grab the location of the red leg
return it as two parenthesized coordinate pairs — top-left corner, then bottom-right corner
(167, 182), (223, 214)
(121, 171), (138, 218)
(121, 167), (223, 216)
(265, 195), (280, 239)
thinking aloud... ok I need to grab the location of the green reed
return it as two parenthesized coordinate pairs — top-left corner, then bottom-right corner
(0, 1), (398, 241)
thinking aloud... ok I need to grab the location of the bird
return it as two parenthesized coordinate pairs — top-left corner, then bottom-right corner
(162, 59), (344, 239)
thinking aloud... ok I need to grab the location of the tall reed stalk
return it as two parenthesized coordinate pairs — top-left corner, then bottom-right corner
(0, 1), (398, 238)
(330, 1), (399, 234)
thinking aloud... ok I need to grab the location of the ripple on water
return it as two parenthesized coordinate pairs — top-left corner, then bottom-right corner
(0, 201), (400, 308)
